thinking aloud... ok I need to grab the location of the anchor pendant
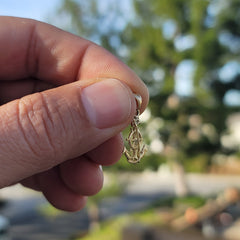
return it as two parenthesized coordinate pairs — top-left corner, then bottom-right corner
(123, 94), (147, 164)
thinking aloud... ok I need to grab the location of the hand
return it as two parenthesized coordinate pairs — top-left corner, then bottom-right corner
(0, 17), (148, 211)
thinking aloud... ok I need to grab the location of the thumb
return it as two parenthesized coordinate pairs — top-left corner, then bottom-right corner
(0, 78), (135, 187)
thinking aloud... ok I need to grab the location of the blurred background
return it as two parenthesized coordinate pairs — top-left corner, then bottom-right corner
(0, 0), (240, 239)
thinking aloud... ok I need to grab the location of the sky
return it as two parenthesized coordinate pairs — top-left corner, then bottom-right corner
(0, 0), (59, 22)
(1, 0), (239, 106)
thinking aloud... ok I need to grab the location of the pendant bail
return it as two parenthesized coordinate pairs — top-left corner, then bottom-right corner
(134, 94), (142, 110)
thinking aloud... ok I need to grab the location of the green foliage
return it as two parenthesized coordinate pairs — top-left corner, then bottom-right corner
(173, 195), (206, 209)
(53, 0), (240, 172)
(79, 215), (128, 240)
(184, 154), (210, 173)
(151, 195), (206, 209)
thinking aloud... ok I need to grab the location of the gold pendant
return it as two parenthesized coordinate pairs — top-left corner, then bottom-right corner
(123, 94), (147, 164)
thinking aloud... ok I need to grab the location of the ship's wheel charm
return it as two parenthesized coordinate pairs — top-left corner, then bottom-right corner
(123, 94), (147, 164)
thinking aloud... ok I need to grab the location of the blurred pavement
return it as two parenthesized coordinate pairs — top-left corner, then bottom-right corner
(1, 172), (240, 239)
(124, 171), (240, 196)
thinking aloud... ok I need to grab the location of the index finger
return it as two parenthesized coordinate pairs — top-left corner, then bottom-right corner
(0, 16), (148, 111)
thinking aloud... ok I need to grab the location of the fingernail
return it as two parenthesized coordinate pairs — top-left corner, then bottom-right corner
(81, 79), (132, 129)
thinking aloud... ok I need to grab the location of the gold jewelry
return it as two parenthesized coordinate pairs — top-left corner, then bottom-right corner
(123, 94), (147, 164)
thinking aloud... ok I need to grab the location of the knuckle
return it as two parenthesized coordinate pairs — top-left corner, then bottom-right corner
(17, 93), (64, 165)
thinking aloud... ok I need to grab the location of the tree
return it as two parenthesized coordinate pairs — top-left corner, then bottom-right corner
(52, 0), (240, 187)
(119, 0), (240, 194)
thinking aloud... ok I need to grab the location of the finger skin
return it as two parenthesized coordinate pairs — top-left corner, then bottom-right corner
(86, 133), (124, 166)
(59, 156), (104, 196)
(0, 16), (148, 110)
(20, 134), (123, 191)
(21, 134), (122, 209)
(0, 17), (148, 187)
(0, 16), (149, 211)
(0, 79), (54, 104)
(0, 79), (135, 187)
(36, 167), (88, 212)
